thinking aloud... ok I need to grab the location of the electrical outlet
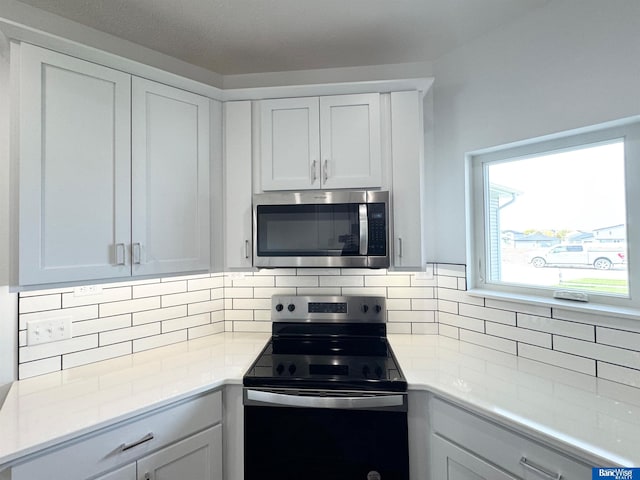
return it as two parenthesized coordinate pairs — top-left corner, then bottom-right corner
(26, 317), (72, 345)
(74, 285), (103, 297)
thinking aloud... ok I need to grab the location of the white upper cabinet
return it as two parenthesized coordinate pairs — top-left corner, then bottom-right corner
(260, 93), (381, 191)
(18, 43), (132, 285)
(132, 78), (210, 277)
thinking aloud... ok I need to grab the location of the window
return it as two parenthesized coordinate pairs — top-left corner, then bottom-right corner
(469, 118), (640, 309)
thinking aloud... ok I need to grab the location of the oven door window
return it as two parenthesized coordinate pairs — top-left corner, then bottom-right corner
(257, 204), (360, 256)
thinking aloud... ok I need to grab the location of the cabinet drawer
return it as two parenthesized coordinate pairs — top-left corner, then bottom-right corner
(9, 390), (222, 480)
(431, 397), (593, 480)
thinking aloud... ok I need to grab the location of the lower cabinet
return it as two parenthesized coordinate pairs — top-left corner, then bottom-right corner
(94, 464), (136, 480)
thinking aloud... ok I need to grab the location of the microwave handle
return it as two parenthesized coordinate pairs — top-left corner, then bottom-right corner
(359, 204), (368, 255)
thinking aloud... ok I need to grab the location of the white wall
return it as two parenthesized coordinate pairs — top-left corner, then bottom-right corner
(430, 0), (640, 263)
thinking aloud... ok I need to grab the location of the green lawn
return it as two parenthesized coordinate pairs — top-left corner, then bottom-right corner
(557, 278), (628, 294)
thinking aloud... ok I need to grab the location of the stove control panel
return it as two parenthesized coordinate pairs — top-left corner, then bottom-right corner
(271, 295), (386, 323)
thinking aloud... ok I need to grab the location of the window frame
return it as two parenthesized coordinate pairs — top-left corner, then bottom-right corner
(468, 117), (640, 311)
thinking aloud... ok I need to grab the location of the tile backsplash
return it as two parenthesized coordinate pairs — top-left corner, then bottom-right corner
(16, 264), (640, 389)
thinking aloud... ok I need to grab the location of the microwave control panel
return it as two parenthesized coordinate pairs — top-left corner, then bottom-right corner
(367, 203), (387, 255)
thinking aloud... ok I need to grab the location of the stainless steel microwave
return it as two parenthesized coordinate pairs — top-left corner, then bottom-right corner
(253, 190), (389, 268)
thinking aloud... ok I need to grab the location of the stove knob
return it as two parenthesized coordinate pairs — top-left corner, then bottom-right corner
(288, 364), (297, 375)
(375, 365), (383, 378)
(275, 303), (284, 312)
(374, 304), (382, 313)
(361, 304), (369, 313)
(276, 364), (285, 375)
(362, 365), (370, 378)
(287, 304), (296, 312)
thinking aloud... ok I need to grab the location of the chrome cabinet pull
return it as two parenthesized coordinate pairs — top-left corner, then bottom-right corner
(132, 243), (141, 264)
(519, 457), (562, 480)
(311, 160), (317, 184)
(120, 432), (154, 452)
(398, 237), (403, 258)
(245, 240), (250, 259)
(115, 243), (125, 265)
(323, 159), (328, 183)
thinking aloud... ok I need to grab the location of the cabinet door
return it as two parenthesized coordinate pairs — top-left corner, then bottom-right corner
(224, 101), (253, 269)
(391, 91), (425, 269)
(319, 93), (381, 189)
(19, 43), (132, 285)
(137, 426), (222, 480)
(132, 78), (210, 276)
(260, 97), (320, 191)
(432, 435), (519, 480)
(94, 463), (136, 480)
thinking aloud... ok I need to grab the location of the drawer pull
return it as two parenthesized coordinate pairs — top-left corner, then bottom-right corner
(120, 432), (154, 452)
(519, 456), (562, 480)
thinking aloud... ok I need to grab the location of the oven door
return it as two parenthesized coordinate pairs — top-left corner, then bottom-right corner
(244, 389), (409, 480)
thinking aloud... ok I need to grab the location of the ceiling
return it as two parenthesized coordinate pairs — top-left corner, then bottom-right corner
(16, 0), (550, 75)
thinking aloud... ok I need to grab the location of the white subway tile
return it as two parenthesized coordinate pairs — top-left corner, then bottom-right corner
(224, 321), (233, 331)
(457, 278), (467, 290)
(161, 273), (209, 282)
(412, 323), (438, 335)
(296, 287), (342, 296)
(437, 276), (458, 289)
(436, 264), (466, 277)
(459, 303), (516, 326)
(189, 322), (224, 339)
(224, 299), (233, 309)
(161, 290), (210, 307)
(226, 310), (254, 321)
(485, 299), (551, 318)
(233, 276), (275, 287)
(233, 321), (272, 333)
(255, 268), (296, 276)
(342, 287), (387, 296)
(62, 286), (132, 308)
(20, 305), (98, 330)
(597, 327), (640, 352)
(387, 287), (434, 299)
(438, 300), (459, 314)
(387, 299), (411, 310)
(188, 299), (224, 316)
(20, 334), (99, 363)
(517, 314), (594, 341)
(253, 287), (296, 298)
(485, 322), (551, 348)
(163, 313), (211, 333)
(459, 330), (517, 355)
(554, 336), (640, 370)
(63, 342), (132, 369)
(438, 323), (460, 340)
(297, 268), (341, 276)
(387, 323), (412, 334)
(188, 276), (224, 291)
(233, 298), (271, 310)
(438, 312), (485, 333)
(254, 310), (272, 321)
(100, 323), (160, 346)
(365, 276), (410, 287)
(133, 281), (186, 298)
(133, 305), (188, 325)
(411, 299), (437, 311)
(318, 276), (363, 287)
(18, 331), (27, 347)
(211, 288), (224, 300)
(73, 314), (131, 336)
(388, 310), (435, 323)
(211, 310), (225, 322)
(18, 357), (61, 379)
(437, 288), (485, 306)
(410, 275), (437, 287)
(100, 297), (160, 317)
(133, 330), (187, 352)
(19, 294), (61, 314)
(225, 287), (255, 298)
(598, 362), (640, 388)
(277, 276), (319, 287)
(343, 268), (386, 275)
(518, 344), (596, 375)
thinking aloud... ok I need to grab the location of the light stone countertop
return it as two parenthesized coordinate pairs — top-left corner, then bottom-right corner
(1, 332), (639, 470)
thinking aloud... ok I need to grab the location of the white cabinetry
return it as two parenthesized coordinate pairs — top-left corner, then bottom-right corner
(17, 44), (210, 286)
(5, 391), (222, 480)
(260, 93), (381, 191)
(430, 397), (594, 480)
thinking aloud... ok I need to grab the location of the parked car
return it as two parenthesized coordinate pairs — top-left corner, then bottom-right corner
(529, 244), (626, 270)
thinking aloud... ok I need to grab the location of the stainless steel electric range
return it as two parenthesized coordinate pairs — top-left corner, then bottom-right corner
(243, 295), (409, 480)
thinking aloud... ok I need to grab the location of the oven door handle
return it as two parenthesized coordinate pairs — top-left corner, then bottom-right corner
(245, 389), (405, 410)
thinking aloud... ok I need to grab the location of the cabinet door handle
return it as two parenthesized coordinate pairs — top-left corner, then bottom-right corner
(398, 237), (403, 258)
(132, 243), (142, 264)
(323, 159), (329, 184)
(120, 432), (154, 452)
(115, 243), (126, 265)
(245, 240), (250, 259)
(519, 457), (562, 480)
(311, 160), (317, 184)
